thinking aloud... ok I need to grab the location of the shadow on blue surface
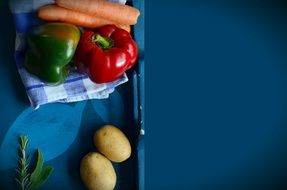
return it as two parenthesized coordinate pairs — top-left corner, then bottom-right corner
(0, 0), (28, 105)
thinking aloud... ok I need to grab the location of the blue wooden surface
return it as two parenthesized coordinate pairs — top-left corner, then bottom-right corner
(0, 0), (144, 189)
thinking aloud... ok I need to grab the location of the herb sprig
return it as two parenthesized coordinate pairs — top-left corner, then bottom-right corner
(16, 135), (53, 190)
(16, 136), (30, 190)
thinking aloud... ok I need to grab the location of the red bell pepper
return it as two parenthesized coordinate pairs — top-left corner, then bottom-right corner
(75, 24), (138, 83)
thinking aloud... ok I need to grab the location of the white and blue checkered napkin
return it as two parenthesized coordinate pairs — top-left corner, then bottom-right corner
(9, 0), (128, 109)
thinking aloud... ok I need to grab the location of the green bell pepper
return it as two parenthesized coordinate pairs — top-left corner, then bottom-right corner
(24, 22), (80, 85)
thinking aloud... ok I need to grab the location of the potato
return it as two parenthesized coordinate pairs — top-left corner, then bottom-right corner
(80, 152), (116, 190)
(94, 125), (131, 163)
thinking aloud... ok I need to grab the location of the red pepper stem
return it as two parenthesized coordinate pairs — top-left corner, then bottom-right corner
(92, 34), (113, 49)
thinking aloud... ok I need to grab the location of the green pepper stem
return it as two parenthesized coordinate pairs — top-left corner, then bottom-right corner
(92, 34), (113, 49)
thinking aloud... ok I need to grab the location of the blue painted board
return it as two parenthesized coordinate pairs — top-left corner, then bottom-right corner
(0, 0), (144, 189)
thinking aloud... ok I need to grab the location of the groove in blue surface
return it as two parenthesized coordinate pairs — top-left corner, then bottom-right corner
(132, 0), (145, 189)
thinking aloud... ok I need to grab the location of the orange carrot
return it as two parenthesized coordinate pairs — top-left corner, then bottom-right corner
(56, 0), (140, 25)
(38, 5), (130, 32)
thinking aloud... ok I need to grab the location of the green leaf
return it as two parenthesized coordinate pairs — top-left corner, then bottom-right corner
(28, 149), (53, 190)
(30, 149), (44, 182)
(29, 166), (53, 190)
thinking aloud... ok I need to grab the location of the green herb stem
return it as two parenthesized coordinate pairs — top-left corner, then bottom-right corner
(16, 136), (31, 190)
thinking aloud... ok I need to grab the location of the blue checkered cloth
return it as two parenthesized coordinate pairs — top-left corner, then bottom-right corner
(9, 0), (128, 109)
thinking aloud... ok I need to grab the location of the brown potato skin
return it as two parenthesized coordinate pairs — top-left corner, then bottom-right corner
(94, 125), (131, 163)
(80, 152), (116, 190)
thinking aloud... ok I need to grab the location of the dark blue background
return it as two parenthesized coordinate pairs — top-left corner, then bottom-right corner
(146, 0), (287, 189)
